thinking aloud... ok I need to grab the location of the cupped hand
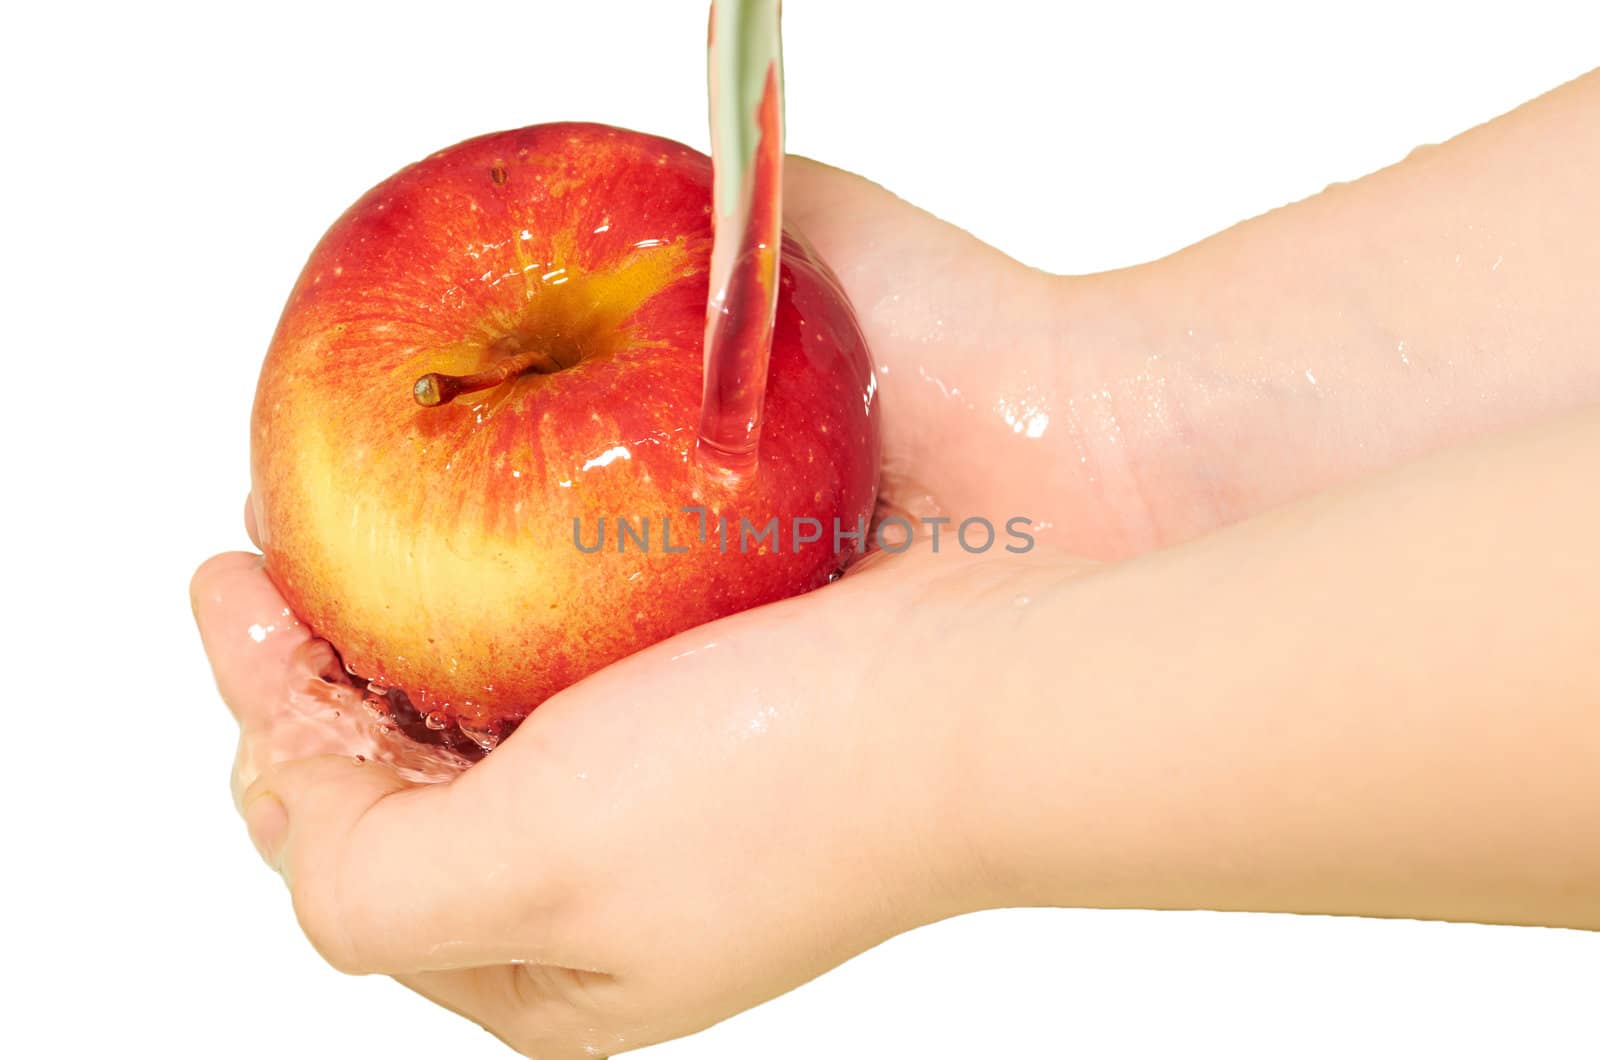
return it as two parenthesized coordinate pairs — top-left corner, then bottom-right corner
(194, 534), (1079, 1057)
(194, 158), (1122, 1057)
(200, 71), (1600, 1055)
(782, 158), (1164, 558)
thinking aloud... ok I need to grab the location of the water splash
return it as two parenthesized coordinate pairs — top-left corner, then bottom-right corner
(229, 636), (478, 791)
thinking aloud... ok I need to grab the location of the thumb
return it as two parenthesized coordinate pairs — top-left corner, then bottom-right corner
(241, 754), (411, 878)
(193, 551), (559, 975)
(238, 753), (562, 976)
(240, 754), (420, 973)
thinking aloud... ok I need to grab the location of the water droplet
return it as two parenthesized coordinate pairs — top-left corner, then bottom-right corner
(366, 680), (389, 696)
(457, 718), (501, 752)
(423, 711), (449, 731)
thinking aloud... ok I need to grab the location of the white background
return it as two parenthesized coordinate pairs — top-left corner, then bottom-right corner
(4, 1), (1598, 1056)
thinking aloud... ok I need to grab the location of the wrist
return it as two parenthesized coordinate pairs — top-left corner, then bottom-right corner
(870, 545), (1101, 917)
(1031, 266), (1231, 558)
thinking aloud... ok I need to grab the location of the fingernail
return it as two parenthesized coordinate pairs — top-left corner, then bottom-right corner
(244, 793), (288, 870)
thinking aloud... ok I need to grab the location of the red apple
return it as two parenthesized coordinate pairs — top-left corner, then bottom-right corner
(251, 122), (880, 748)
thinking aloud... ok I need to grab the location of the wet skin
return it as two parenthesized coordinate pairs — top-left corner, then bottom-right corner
(196, 69), (1600, 1059)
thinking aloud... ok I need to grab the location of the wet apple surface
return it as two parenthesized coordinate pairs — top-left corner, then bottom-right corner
(252, 123), (880, 749)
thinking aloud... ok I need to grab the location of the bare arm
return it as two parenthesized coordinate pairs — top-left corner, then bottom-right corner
(960, 407), (1600, 929)
(194, 70), (1600, 1055)
(794, 68), (1600, 558)
(1090, 67), (1600, 550)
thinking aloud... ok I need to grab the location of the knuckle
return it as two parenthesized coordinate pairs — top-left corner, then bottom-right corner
(287, 846), (371, 974)
(503, 964), (619, 1059)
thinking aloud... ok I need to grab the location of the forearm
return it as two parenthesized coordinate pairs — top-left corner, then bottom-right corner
(1075, 67), (1600, 548)
(962, 408), (1600, 928)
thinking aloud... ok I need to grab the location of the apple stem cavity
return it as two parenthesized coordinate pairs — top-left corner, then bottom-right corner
(413, 347), (561, 407)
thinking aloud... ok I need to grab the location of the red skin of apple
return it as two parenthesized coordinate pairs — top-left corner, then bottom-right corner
(251, 123), (880, 742)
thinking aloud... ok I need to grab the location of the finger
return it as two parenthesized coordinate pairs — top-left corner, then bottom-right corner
(192, 551), (349, 800)
(192, 551), (474, 801)
(194, 554), (564, 974)
(396, 964), (623, 1060)
(244, 493), (262, 550)
(783, 154), (1023, 301)
(782, 155), (888, 244)
(190, 552), (337, 722)
(238, 753), (568, 976)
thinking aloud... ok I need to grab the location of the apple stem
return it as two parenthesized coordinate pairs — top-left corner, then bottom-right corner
(413, 347), (560, 407)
